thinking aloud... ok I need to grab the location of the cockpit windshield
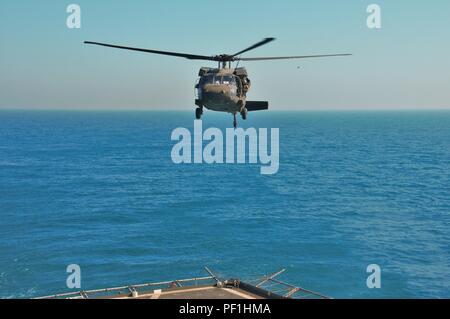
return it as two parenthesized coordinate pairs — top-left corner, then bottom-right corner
(200, 75), (236, 86)
(197, 74), (238, 97)
(221, 76), (235, 85)
(199, 75), (214, 85)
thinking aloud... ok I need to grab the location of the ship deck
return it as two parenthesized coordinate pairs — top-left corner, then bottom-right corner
(36, 268), (329, 300)
(117, 285), (262, 299)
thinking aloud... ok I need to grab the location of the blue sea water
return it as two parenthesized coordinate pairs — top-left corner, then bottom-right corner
(0, 110), (449, 298)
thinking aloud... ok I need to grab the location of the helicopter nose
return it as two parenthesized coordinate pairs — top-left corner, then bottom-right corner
(203, 85), (228, 95)
(202, 85), (230, 101)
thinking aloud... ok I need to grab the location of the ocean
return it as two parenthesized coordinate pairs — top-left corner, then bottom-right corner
(0, 110), (449, 298)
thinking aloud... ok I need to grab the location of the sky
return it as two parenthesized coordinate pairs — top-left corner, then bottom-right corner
(0, 0), (449, 110)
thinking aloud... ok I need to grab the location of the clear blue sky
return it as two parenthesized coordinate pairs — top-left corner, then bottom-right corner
(1, 0), (449, 109)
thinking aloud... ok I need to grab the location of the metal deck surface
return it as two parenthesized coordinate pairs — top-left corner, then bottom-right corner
(122, 286), (261, 299)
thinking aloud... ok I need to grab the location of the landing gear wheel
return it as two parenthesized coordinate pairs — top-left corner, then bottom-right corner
(195, 107), (203, 120)
(240, 108), (248, 120)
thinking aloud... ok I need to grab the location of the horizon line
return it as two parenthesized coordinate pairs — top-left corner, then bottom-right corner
(1, 107), (450, 112)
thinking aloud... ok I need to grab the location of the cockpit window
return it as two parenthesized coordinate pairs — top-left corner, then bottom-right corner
(222, 76), (235, 84)
(200, 74), (238, 86)
(199, 75), (214, 86)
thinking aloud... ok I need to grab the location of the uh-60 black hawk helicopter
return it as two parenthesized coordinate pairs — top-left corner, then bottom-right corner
(84, 38), (351, 128)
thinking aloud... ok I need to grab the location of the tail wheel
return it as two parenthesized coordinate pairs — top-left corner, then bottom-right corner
(195, 107), (203, 119)
(240, 108), (248, 120)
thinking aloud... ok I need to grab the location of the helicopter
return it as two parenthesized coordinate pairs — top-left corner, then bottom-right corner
(84, 38), (351, 128)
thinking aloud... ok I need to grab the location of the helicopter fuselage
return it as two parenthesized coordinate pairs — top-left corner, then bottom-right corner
(195, 67), (250, 114)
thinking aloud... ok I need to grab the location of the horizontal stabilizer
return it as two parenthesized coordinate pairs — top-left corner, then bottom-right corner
(246, 101), (269, 111)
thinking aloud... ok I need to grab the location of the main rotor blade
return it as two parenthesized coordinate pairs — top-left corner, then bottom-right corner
(238, 53), (352, 61)
(231, 38), (276, 57)
(84, 41), (215, 61)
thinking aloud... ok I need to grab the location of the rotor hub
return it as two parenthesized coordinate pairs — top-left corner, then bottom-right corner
(213, 54), (235, 62)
